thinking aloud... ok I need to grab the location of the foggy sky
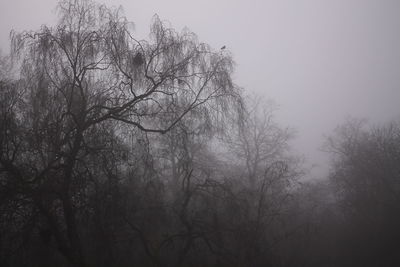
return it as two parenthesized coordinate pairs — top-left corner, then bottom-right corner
(1, 0), (400, 178)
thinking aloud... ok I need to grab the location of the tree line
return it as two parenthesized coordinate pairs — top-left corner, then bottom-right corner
(1, 0), (400, 266)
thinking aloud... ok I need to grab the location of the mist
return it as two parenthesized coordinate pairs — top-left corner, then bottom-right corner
(1, 0), (400, 266)
(3, 0), (400, 178)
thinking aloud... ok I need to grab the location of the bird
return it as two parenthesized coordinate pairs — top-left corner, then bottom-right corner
(221, 45), (226, 50)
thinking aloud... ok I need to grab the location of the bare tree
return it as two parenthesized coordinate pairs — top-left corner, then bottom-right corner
(327, 118), (400, 266)
(224, 96), (295, 186)
(1, 0), (239, 266)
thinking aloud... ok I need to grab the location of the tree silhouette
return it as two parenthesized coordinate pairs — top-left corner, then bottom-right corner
(327, 119), (400, 266)
(1, 0), (239, 266)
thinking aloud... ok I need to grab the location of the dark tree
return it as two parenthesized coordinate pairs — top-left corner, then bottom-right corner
(327, 119), (400, 266)
(0, 0), (239, 266)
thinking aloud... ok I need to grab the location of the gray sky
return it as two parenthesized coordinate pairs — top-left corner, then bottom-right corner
(2, 0), (400, 178)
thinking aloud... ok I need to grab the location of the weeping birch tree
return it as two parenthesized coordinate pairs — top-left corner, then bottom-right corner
(0, 0), (240, 266)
